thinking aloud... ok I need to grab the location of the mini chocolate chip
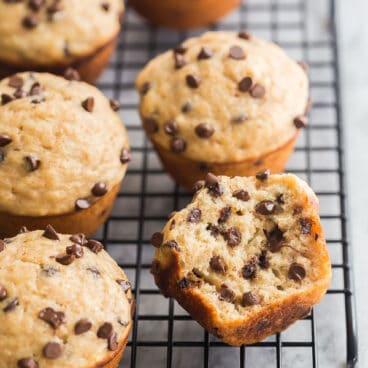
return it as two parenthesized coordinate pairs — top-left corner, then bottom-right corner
(233, 190), (250, 201)
(24, 155), (40, 171)
(181, 102), (192, 113)
(0, 134), (12, 147)
(39, 307), (66, 329)
(174, 44), (187, 54)
(101, 2), (110, 11)
(143, 117), (159, 134)
(276, 194), (284, 204)
(43, 342), (62, 359)
(97, 322), (114, 338)
(178, 277), (201, 289)
(64, 67), (80, 81)
(288, 263), (306, 281)
(3, 297), (19, 312)
(17, 358), (39, 368)
(258, 250), (269, 269)
(241, 259), (257, 279)
(163, 240), (180, 251)
(22, 15), (38, 28)
(164, 119), (179, 136)
(74, 318), (92, 335)
(195, 123), (214, 138)
(1, 93), (14, 105)
(218, 206), (231, 223)
(256, 169), (270, 181)
(205, 173), (223, 197)
(174, 53), (186, 69)
(186, 74), (201, 88)
(187, 208), (201, 223)
(108, 332), (119, 351)
(193, 180), (205, 192)
(109, 99), (120, 111)
(170, 137), (186, 153)
(29, 82), (42, 96)
(207, 223), (220, 238)
(8, 75), (24, 89)
(120, 148), (131, 164)
(242, 291), (261, 306)
(238, 31), (251, 40)
(264, 226), (285, 252)
(116, 279), (131, 293)
(69, 233), (86, 245)
(218, 284), (235, 302)
(75, 198), (90, 211)
(229, 46), (245, 60)
(92, 182), (108, 196)
(66, 244), (84, 258)
(55, 253), (75, 265)
(232, 113), (247, 123)
(238, 76), (252, 92)
(150, 232), (163, 248)
(198, 47), (213, 60)
(82, 97), (94, 112)
(294, 115), (308, 129)
(250, 84), (265, 98)
(86, 239), (104, 253)
(224, 227), (242, 247)
(42, 265), (59, 277)
(43, 225), (59, 240)
(209, 256), (227, 274)
(300, 218), (312, 234)
(0, 285), (8, 301)
(140, 81), (151, 95)
(28, 0), (43, 10)
(255, 200), (276, 215)
(87, 267), (101, 277)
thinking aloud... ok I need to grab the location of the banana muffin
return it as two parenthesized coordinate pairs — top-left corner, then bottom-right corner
(0, 228), (134, 368)
(0, 0), (124, 83)
(151, 173), (331, 345)
(136, 31), (309, 190)
(0, 72), (130, 238)
(130, 0), (240, 29)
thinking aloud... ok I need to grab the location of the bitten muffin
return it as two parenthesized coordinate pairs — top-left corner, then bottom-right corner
(151, 172), (331, 346)
(0, 0), (124, 83)
(0, 228), (134, 368)
(130, 0), (240, 29)
(0, 72), (130, 238)
(136, 31), (310, 190)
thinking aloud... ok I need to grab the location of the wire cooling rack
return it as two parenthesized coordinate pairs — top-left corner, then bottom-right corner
(96, 0), (358, 367)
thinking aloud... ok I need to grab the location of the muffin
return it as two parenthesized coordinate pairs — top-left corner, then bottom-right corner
(151, 172), (331, 345)
(0, 228), (134, 368)
(136, 31), (309, 190)
(130, 0), (240, 29)
(0, 72), (130, 238)
(0, 0), (124, 84)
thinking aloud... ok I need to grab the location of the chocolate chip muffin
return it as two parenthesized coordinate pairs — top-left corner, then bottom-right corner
(0, 0), (124, 83)
(0, 228), (133, 368)
(130, 0), (240, 29)
(0, 72), (130, 238)
(136, 31), (309, 190)
(151, 172), (331, 345)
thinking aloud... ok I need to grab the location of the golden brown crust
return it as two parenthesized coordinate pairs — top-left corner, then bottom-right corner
(130, 0), (240, 29)
(0, 183), (120, 238)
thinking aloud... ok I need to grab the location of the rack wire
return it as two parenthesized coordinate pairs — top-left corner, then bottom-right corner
(96, 0), (358, 366)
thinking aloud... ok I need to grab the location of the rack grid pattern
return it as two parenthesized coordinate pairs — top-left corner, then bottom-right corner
(96, 1), (358, 367)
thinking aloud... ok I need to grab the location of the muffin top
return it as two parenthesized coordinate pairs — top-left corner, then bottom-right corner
(136, 31), (309, 163)
(0, 72), (130, 216)
(0, 228), (133, 368)
(0, 0), (124, 66)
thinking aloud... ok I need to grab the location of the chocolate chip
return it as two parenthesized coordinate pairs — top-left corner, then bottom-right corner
(1, 93), (14, 105)
(150, 232), (163, 248)
(92, 182), (108, 196)
(264, 226), (285, 252)
(75, 199), (90, 211)
(47, 0), (63, 15)
(38, 307), (66, 329)
(3, 297), (19, 312)
(207, 223), (220, 238)
(198, 47), (213, 60)
(195, 123), (214, 138)
(74, 318), (92, 335)
(69, 233), (86, 246)
(17, 358), (39, 368)
(233, 190), (250, 201)
(87, 267), (101, 277)
(24, 155), (40, 171)
(27, 0), (43, 10)
(258, 250), (269, 269)
(116, 279), (131, 293)
(170, 137), (186, 153)
(29, 82), (42, 96)
(250, 84), (265, 98)
(0, 285), (8, 301)
(294, 115), (308, 129)
(108, 332), (119, 351)
(205, 173), (223, 197)
(232, 113), (247, 123)
(255, 200), (276, 215)
(43, 342), (62, 359)
(174, 53), (186, 69)
(300, 218), (312, 234)
(218, 206), (231, 223)
(315, 233), (319, 241)
(55, 253), (75, 265)
(218, 284), (235, 302)
(174, 44), (187, 54)
(109, 99), (120, 111)
(293, 206), (303, 215)
(241, 259), (257, 279)
(181, 102), (192, 113)
(8, 75), (24, 89)
(242, 291), (261, 306)
(238, 31), (251, 40)
(43, 225), (59, 240)
(229, 46), (245, 60)
(0, 240), (5, 252)
(82, 97), (94, 112)
(101, 2), (110, 11)
(276, 194), (284, 204)
(256, 169), (270, 181)
(97, 322), (114, 338)
(224, 227), (242, 247)
(150, 260), (160, 275)
(178, 277), (200, 289)
(41, 265), (59, 277)
(186, 74), (201, 88)
(86, 239), (104, 253)
(120, 148), (131, 164)
(0, 134), (12, 147)
(209, 256), (227, 274)
(13, 88), (26, 99)
(143, 117), (159, 134)
(66, 244), (84, 258)
(140, 82), (151, 95)
(164, 120), (179, 136)
(187, 208), (201, 223)
(193, 180), (205, 192)
(163, 240), (180, 251)
(288, 263), (306, 281)
(22, 15), (38, 28)
(64, 67), (80, 81)
(238, 77), (253, 93)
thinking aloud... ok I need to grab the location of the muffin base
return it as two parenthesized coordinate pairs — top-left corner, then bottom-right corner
(152, 134), (298, 191)
(130, 0), (241, 29)
(0, 183), (121, 239)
